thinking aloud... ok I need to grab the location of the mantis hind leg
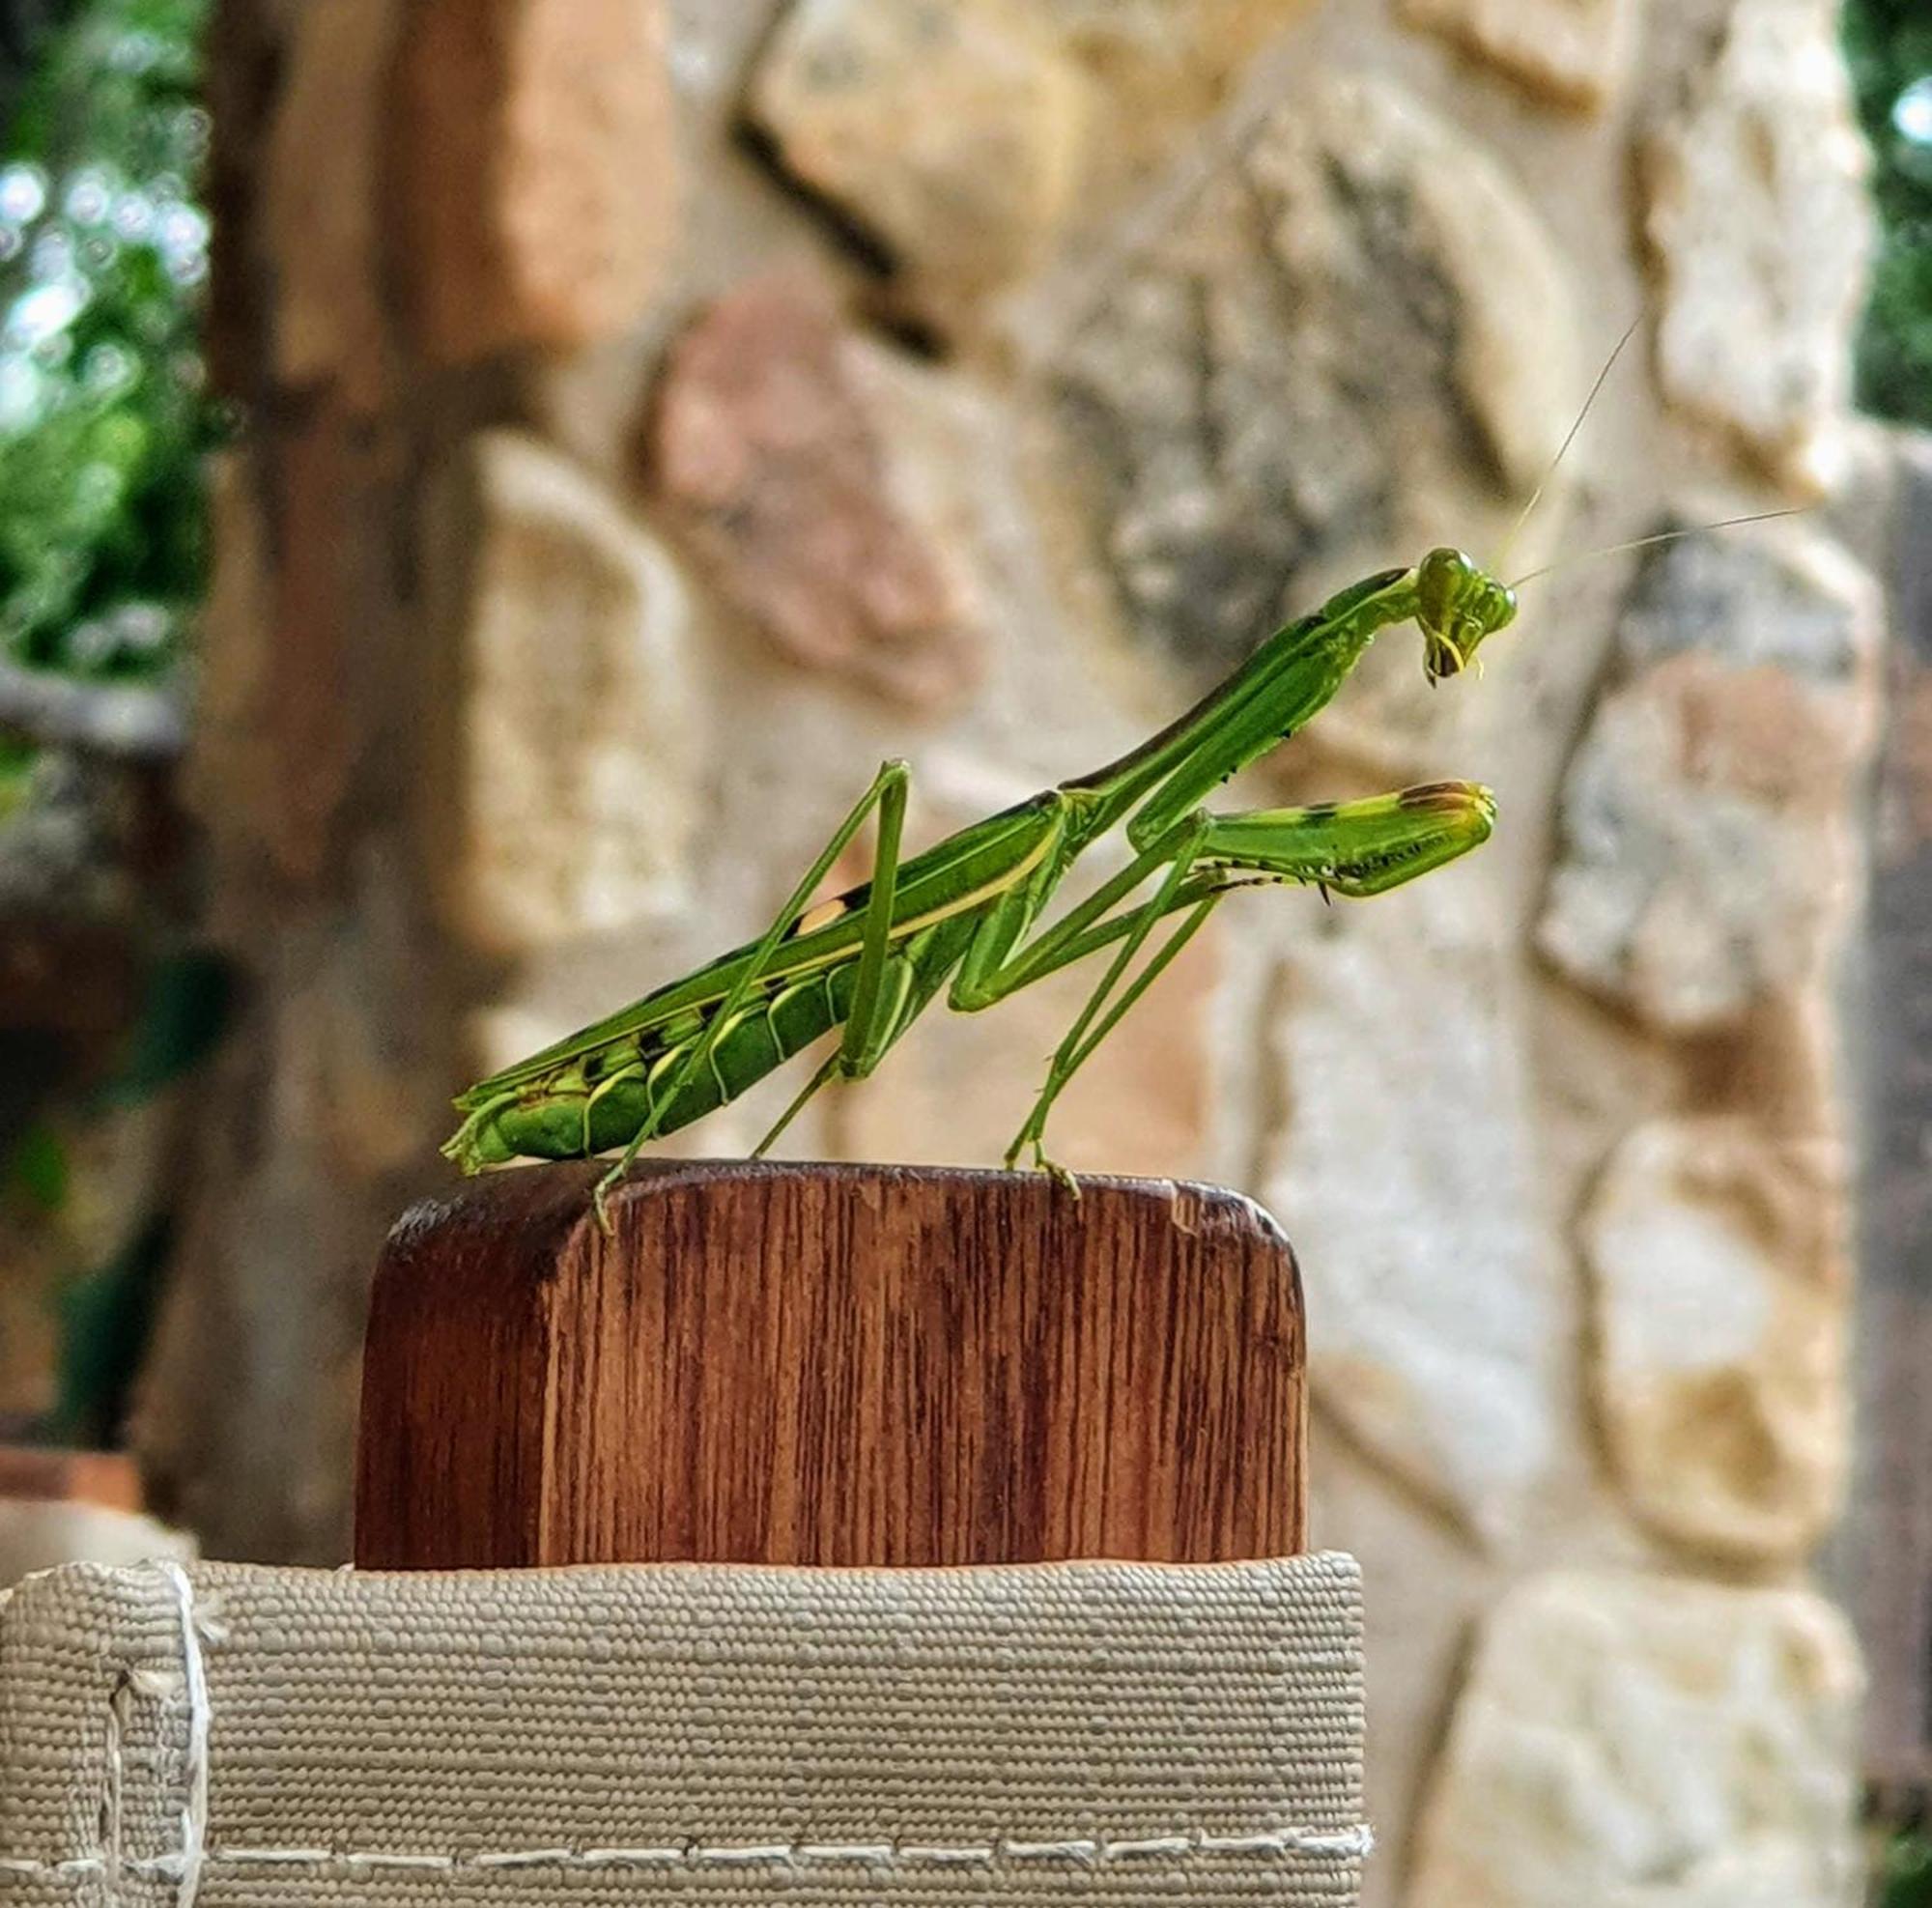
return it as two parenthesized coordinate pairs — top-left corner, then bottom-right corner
(751, 955), (921, 1159)
(591, 759), (913, 1229)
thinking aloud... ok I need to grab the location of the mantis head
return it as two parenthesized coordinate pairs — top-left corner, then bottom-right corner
(1413, 547), (1517, 684)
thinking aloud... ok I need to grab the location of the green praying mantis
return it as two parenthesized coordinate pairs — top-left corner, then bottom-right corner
(444, 544), (1517, 1222)
(441, 320), (1796, 1226)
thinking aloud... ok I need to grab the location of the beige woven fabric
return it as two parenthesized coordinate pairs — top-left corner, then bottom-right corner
(0, 1553), (1366, 1907)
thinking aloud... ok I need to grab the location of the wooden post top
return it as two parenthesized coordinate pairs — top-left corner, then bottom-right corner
(354, 1160), (1305, 1570)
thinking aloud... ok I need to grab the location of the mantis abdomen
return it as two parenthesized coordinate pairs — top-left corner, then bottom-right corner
(466, 963), (863, 1166)
(461, 924), (968, 1167)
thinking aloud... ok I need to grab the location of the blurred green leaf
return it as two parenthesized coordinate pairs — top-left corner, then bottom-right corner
(1844, 0), (1932, 427)
(0, 0), (213, 689)
(6, 1119), (70, 1212)
(1879, 1830), (1932, 1908)
(0, 732), (36, 815)
(51, 1211), (169, 1446)
(97, 945), (232, 1106)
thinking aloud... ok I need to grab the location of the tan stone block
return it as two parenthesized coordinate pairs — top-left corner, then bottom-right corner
(396, 0), (677, 363)
(1643, 0), (1872, 493)
(440, 431), (700, 954)
(1050, 71), (1577, 769)
(747, 0), (1092, 310)
(1037, 1), (1319, 177)
(1539, 521), (1882, 1033)
(1411, 1571), (1864, 1907)
(1583, 1116), (1848, 1562)
(1401, 0), (1634, 111)
(649, 271), (987, 710)
(748, 0), (1331, 317)
(1260, 865), (1567, 1542)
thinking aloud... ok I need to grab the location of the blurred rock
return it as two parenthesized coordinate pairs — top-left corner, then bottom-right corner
(1643, 0), (1871, 493)
(268, 0), (393, 408)
(0, 754), (148, 1073)
(746, 0), (1092, 310)
(189, 417), (380, 882)
(1400, 0), (1634, 109)
(1583, 1116), (1847, 1562)
(1410, 1570), (1864, 1907)
(1538, 523), (1881, 1033)
(649, 272), (987, 709)
(1035, 2), (1319, 177)
(1051, 71), (1574, 755)
(441, 432), (700, 954)
(185, 449), (273, 859)
(747, 0), (1325, 315)
(396, 0), (677, 363)
(0, 752), (143, 931)
(1259, 869), (1563, 1541)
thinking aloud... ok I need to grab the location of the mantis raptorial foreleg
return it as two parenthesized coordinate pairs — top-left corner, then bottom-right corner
(592, 758), (913, 1224)
(948, 812), (1192, 1013)
(958, 783), (1496, 1174)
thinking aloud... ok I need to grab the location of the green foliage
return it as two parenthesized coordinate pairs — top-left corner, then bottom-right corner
(0, 731), (35, 814)
(1844, 0), (1932, 427)
(52, 1212), (170, 1446)
(0, 943), (230, 1447)
(1877, 1828), (1932, 1908)
(5, 1118), (69, 1213)
(0, 0), (214, 683)
(97, 946), (232, 1107)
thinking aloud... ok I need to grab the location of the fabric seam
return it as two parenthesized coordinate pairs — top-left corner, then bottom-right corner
(0, 1822), (1374, 1881)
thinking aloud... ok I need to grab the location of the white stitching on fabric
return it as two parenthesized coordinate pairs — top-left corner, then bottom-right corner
(8, 1568), (215, 1895)
(160, 1561), (210, 1908)
(0, 1825), (1376, 1879)
(102, 1674), (129, 1896)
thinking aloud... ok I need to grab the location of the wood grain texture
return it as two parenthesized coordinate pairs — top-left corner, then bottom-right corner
(355, 1160), (1305, 1570)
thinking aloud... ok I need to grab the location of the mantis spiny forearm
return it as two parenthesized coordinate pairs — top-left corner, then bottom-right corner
(443, 546), (1518, 1221)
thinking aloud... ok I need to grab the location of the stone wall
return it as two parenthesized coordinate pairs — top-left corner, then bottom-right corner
(157, 0), (1892, 1899)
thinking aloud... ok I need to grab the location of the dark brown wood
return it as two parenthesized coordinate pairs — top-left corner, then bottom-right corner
(355, 1160), (1305, 1570)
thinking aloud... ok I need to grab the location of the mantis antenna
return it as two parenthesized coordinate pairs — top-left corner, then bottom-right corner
(1494, 316), (1643, 578)
(1508, 507), (1810, 591)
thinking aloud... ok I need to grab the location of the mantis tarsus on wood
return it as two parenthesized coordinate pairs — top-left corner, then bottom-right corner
(444, 544), (1520, 1224)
